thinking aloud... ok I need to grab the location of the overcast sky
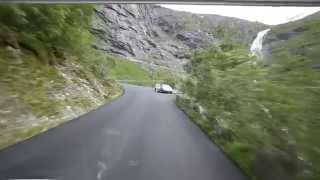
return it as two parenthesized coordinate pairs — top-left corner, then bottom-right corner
(160, 5), (320, 25)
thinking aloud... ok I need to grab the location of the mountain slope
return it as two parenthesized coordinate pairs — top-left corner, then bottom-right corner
(0, 5), (123, 149)
(263, 11), (320, 66)
(178, 12), (320, 179)
(92, 4), (267, 69)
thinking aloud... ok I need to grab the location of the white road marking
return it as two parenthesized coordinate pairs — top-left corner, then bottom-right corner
(96, 161), (107, 180)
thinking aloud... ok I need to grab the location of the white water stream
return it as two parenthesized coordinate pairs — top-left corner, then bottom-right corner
(250, 29), (271, 58)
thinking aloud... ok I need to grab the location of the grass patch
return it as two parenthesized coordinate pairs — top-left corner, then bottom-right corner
(176, 95), (254, 178)
(108, 57), (184, 87)
(15, 124), (50, 140)
(109, 59), (153, 86)
(0, 48), (65, 117)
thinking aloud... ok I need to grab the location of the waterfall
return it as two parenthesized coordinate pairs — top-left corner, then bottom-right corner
(250, 29), (270, 58)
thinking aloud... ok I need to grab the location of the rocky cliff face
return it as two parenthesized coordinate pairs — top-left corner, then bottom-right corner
(92, 4), (267, 69)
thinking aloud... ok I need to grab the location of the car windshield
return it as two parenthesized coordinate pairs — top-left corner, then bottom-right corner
(162, 84), (171, 89)
(0, 2), (319, 180)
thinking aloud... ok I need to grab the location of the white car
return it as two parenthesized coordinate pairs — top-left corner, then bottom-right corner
(157, 84), (173, 94)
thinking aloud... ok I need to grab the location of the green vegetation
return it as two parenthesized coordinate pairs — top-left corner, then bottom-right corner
(0, 4), (115, 80)
(151, 68), (183, 88)
(109, 59), (182, 87)
(266, 12), (320, 65)
(109, 59), (153, 86)
(0, 48), (64, 117)
(178, 41), (320, 180)
(0, 5), (122, 149)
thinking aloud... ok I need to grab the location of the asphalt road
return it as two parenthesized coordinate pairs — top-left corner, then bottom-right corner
(0, 84), (247, 180)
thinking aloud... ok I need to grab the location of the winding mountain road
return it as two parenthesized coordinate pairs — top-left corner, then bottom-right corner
(0, 84), (247, 180)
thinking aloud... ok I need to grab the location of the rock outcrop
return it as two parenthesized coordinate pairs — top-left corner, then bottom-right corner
(92, 4), (267, 69)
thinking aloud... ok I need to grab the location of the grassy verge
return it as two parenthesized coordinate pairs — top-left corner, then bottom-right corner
(0, 47), (123, 150)
(176, 96), (254, 178)
(0, 5), (125, 150)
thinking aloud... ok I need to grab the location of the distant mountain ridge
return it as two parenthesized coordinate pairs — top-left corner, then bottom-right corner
(92, 4), (267, 69)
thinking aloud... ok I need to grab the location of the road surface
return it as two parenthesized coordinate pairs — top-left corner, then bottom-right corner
(0, 84), (247, 180)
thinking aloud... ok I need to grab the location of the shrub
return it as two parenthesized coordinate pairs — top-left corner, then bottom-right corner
(181, 41), (320, 180)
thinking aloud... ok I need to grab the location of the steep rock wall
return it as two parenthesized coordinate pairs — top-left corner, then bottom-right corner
(92, 4), (267, 69)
